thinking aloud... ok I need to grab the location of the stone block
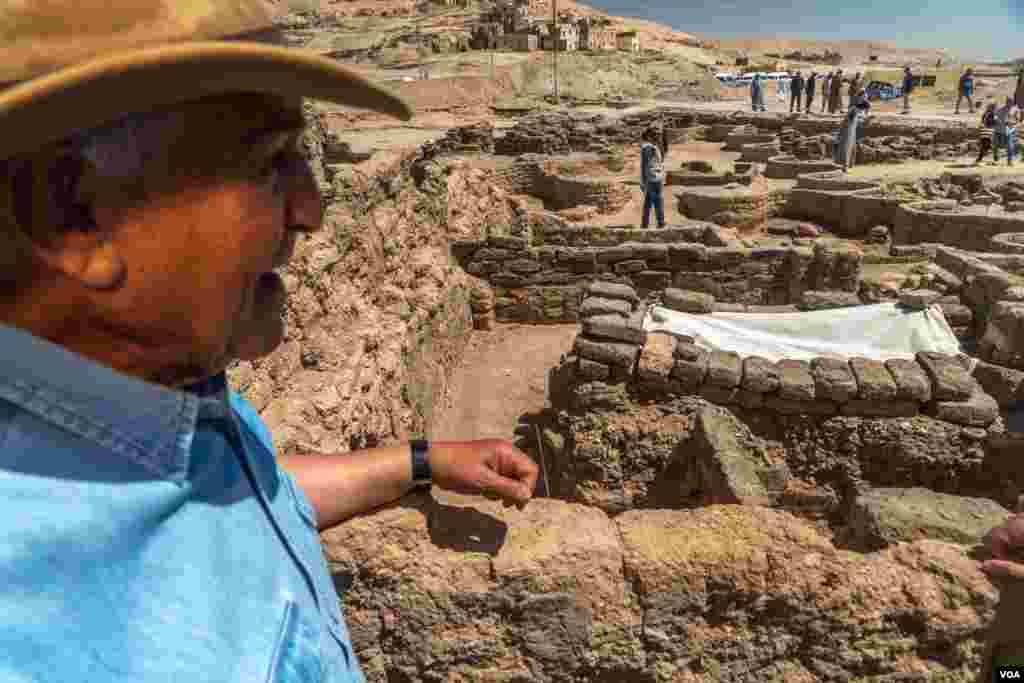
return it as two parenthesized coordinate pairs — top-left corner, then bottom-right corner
(777, 360), (815, 401)
(663, 288), (715, 314)
(899, 289), (941, 309)
(972, 360), (1024, 407)
(475, 247), (514, 261)
(633, 271), (672, 291)
(595, 245), (635, 264)
(671, 348), (708, 392)
(916, 352), (974, 401)
(764, 397), (837, 416)
(631, 242), (669, 266)
(705, 351), (743, 389)
(850, 358), (898, 401)
(712, 303), (747, 313)
(587, 281), (639, 304)
(939, 303), (973, 327)
(507, 258), (541, 274)
(691, 407), (772, 506)
(673, 341), (704, 362)
(699, 385), (739, 405)
(614, 259), (647, 275)
(667, 243), (708, 268)
(930, 391), (999, 427)
(840, 400), (919, 418)
(885, 359), (933, 402)
(848, 488), (1011, 550)
(489, 235), (528, 251)
(741, 356), (780, 393)
(576, 357), (610, 382)
(811, 358), (858, 403)
(737, 390), (765, 409)
(573, 336), (639, 369)
(637, 333), (676, 383)
(798, 290), (861, 311)
(582, 314), (647, 345)
(580, 297), (632, 319)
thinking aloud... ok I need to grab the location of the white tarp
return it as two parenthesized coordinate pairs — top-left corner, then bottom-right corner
(644, 303), (962, 362)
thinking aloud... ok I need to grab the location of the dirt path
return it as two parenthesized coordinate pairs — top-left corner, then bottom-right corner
(430, 323), (578, 441)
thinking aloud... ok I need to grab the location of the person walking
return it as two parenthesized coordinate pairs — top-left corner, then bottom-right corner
(848, 72), (862, 103)
(993, 96), (1020, 167)
(790, 71), (805, 113)
(805, 72), (818, 113)
(974, 102), (998, 165)
(821, 71), (832, 113)
(834, 84), (872, 171)
(829, 69), (844, 113)
(640, 126), (667, 229)
(750, 73), (767, 112)
(956, 68), (976, 114)
(902, 65), (914, 114)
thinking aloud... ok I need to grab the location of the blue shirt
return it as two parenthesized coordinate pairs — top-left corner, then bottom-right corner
(0, 323), (364, 682)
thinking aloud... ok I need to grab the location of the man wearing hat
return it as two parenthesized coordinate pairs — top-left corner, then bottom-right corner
(0, 1), (538, 681)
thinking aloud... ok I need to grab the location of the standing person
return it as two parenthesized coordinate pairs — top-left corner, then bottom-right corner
(0, 1), (541, 680)
(640, 126), (667, 229)
(1014, 63), (1024, 110)
(834, 85), (872, 171)
(974, 102), (998, 166)
(956, 68), (976, 114)
(805, 72), (818, 113)
(848, 72), (862, 103)
(993, 96), (1019, 167)
(902, 65), (914, 114)
(790, 71), (805, 113)
(829, 69), (845, 113)
(751, 73), (767, 112)
(821, 71), (832, 112)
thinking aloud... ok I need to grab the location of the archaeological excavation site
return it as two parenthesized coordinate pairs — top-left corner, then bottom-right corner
(231, 102), (1024, 682)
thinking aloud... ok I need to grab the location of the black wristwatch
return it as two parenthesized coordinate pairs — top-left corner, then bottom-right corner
(410, 439), (432, 488)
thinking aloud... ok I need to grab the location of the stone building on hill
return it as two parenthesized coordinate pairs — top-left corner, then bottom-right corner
(578, 17), (616, 51)
(616, 30), (640, 52)
(541, 22), (579, 51)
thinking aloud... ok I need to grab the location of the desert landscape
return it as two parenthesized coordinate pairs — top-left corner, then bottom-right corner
(222, 1), (1024, 681)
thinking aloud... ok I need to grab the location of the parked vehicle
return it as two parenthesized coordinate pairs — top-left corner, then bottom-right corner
(864, 80), (903, 101)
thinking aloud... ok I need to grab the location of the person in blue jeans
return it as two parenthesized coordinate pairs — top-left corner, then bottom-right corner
(750, 74), (767, 112)
(640, 126), (667, 229)
(0, 2), (540, 682)
(993, 96), (1020, 166)
(955, 68), (975, 114)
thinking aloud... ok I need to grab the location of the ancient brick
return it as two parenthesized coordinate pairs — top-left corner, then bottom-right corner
(777, 360), (815, 401)
(667, 243), (708, 268)
(587, 280), (639, 304)
(700, 385), (739, 405)
(580, 297), (631, 319)
(705, 351), (743, 389)
(632, 242), (669, 267)
(850, 358), (898, 401)
(633, 271), (672, 291)
(595, 245), (634, 264)
(811, 358), (858, 403)
(475, 247), (514, 261)
(663, 288), (715, 314)
(917, 352), (974, 401)
(507, 258), (541, 274)
(840, 400), (919, 418)
(899, 289), (941, 309)
(939, 303), (973, 327)
(488, 235), (528, 251)
(930, 391), (999, 427)
(973, 360), (1024, 407)
(582, 314), (647, 345)
(576, 357), (610, 382)
(674, 342), (705, 362)
(712, 303), (747, 313)
(573, 336), (639, 369)
(737, 389), (765, 409)
(798, 290), (861, 311)
(764, 397), (837, 416)
(741, 356), (780, 393)
(885, 359), (933, 402)
(450, 239), (484, 261)
(637, 333), (676, 382)
(614, 259), (646, 275)
(671, 349), (708, 392)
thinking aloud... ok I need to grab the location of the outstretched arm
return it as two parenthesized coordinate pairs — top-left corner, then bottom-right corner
(281, 439), (539, 529)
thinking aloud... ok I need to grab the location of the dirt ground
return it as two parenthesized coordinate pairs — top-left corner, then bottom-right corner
(430, 323), (578, 441)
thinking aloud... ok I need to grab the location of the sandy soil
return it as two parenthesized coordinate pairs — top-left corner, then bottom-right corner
(430, 323), (578, 441)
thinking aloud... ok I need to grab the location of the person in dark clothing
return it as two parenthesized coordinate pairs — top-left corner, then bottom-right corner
(902, 65), (914, 114)
(789, 71), (804, 113)
(975, 102), (997, 165)
(639, 126), (666, 229)
(805, 72), (817, 113)
(750, 73), (766, 112)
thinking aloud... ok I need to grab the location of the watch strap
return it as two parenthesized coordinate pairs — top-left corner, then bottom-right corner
(410, 439), (432, 487)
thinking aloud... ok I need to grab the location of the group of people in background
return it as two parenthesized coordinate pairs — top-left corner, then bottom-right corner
(752, 69), (866, 115)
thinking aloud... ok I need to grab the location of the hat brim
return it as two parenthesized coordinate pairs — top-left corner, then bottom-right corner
(0, 41), (413, 160)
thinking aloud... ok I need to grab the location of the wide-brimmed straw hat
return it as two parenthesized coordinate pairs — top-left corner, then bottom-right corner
(0, 0), (413, 160)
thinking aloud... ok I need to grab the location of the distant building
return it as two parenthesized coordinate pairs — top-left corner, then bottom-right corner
(527, 0), (549, 16)
(616, 30), (640, 52)
(497, 32), (538, 51)
(577, 19), (616, 51)
(541, 22), (578, 51)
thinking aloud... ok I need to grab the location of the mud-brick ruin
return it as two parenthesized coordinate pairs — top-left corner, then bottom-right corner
(241, 103), (1024, 682)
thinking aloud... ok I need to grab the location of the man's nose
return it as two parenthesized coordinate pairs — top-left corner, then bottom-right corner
(286, 157), (323, 234)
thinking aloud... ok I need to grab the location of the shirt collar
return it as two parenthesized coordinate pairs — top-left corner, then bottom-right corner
(0, 323), (230, 484)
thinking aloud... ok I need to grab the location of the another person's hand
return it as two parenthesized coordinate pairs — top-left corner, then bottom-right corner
(980, 514), (1024, 656)
(982, 513), (1024, 582)
(430, 440), (539, 506)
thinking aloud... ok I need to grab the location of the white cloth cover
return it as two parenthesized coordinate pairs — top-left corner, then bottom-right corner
(644, 303), (962, 362)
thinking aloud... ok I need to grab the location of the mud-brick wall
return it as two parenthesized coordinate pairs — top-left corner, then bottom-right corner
(454, 234), (862, 321)
(496, 155), (631, 213)
(893, 204), (1024, 252)
(784, 187), (904, 238)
